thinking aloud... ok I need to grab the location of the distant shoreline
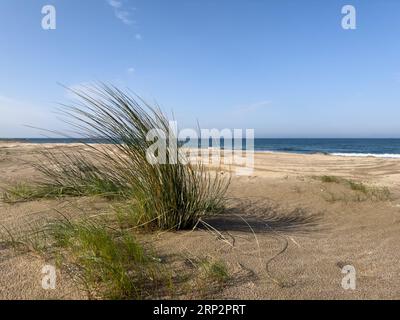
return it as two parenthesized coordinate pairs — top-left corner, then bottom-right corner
(2, 140), (400, 159)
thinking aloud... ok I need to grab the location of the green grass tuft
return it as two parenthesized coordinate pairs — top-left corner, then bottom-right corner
(2, 183), (48, 203)
(199, 259), (230, 283)
(347, 180), (367, 193)
(315, 175), (391, 202)
(1, 215), (233, 299)
(46, 217), (169, 299)
(318, 175), (342, 183)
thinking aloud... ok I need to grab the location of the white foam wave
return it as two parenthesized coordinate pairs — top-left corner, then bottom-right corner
(331, 153), (400, 158)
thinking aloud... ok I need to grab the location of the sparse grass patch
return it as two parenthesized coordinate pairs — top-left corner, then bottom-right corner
(364, 185), (391, 201)
(1, 215), (233, 299)
(2, 183), (49, 203)
(314, 175), (342, 183)
(343, 180), (390, 201)
(0, 220), (50, 254)
(177, 256), (230, 298)
(1, 197), (233, 300)
(322, 191), (346, 203)
(0, 213), (170, 300)
(199, 259), (230, 283)
(316, 175), (391, 202)
(347, 180), (368, 193)
(46, 217), (169, 299)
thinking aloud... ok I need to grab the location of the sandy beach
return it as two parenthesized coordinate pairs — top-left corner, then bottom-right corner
(1, 142), (400, 299)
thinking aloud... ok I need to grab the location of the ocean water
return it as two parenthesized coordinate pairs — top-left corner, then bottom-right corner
(3, 138), (400, 158)
(252, 138), (400, 158)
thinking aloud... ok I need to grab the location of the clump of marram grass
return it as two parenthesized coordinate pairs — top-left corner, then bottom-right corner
(3, 84), (230, 230)
(0, 84), (233, 299)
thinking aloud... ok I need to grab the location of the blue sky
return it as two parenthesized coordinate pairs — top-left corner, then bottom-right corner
(1, 0), (400, 138)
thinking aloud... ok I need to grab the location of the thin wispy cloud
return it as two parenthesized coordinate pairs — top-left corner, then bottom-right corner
(115, 10), (133, 25)
(127, 67), (135, 74)
(107, 0), (135, 25)
(108, 0), (122, 8)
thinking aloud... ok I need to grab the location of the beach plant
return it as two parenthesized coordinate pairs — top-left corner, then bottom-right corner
(199, 259), (230, 283)
(4, 84), (229, 230)
(33, 149), (127, 199)
(45, 217), (168, 299)
(315, 175), (391, 202)
(0, 213), (232, 299)
(318, 175), (342, 184)
(2, 183), (43, 203)
(0, 84), (233, 299)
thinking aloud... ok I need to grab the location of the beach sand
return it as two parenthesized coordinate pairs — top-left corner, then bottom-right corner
(1, 142), (400, 299)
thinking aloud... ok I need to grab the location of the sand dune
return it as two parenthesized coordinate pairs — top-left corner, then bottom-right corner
(1, 142), (400, 299)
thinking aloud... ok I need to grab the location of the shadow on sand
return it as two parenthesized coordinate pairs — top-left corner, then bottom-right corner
(203, 200), (324, 235)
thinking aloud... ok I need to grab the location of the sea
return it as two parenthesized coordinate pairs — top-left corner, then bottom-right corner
(3, 138), (400, 158)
